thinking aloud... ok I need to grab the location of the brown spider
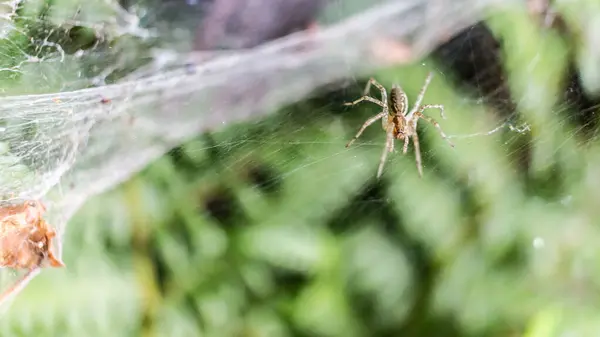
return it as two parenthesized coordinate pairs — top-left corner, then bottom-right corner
(344, 72), (454, 178)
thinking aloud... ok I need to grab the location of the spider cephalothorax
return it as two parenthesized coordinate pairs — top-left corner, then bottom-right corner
(345, 72), (454, 178)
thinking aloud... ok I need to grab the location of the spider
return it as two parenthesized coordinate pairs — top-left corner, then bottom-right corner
(0, 200), (64, 304)
(344, 71), (454, 178)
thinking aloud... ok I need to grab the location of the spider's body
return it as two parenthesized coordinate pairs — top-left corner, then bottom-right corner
(387, 85), (408, 138)
(345, 72), (454, 178)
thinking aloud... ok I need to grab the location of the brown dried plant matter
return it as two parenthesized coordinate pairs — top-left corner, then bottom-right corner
(345, 72), (454, 178)
(0, 200), (64, 303)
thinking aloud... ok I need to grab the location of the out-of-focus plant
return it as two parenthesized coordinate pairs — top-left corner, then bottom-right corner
(0, 1), (600, 337)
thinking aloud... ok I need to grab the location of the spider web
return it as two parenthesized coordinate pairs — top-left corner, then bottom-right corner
(0, 2), (501, 225)
(0, 0), (597, 334)
(0, 0), (567, 318)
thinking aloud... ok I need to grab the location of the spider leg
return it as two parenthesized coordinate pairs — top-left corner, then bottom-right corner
(414, 110), (455, 148)
(388, 136), (395, 153)
(402, 136), (410, 154)
(367, 78), (388, 102)
(420, 104), (447, 119)
(377, 125), (395, 179)
(362, 78), (374, 96)
(345, 77), (389, 109)
(343, 96), (385, 107)
(363, 77), (387, 97)
(346, 112), (387, 148)
(412, 132), (424, 177)
(407, 71), (434, 118)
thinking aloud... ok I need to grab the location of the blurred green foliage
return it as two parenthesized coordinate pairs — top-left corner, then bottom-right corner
(0, 1), (600, 337)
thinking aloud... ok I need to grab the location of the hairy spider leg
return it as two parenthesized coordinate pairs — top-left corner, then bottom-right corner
(343, 96), (385, 109)
(343, 77), (389, 110)
(402, 135), (410, 154)
(414, 107), (455, 148)
(421, 104), (447, 119)
(412, 131), (424, 177)
(406, 71), (434, 118)
(345, 112), (387, 148)
(344, 78), (389, 111)
(377, 124), (396, 179)
(361, 77), (387, 98)
(344, 78), (390, 148)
